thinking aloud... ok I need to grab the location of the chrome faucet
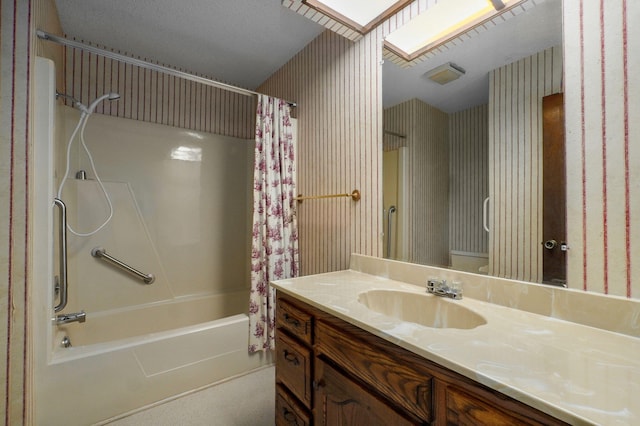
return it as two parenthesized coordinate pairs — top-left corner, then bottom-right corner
(55, 311), (86, 325)
(426, 279), (462, 300)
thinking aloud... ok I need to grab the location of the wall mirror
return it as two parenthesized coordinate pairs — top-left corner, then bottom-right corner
(381, 0), (564, 285)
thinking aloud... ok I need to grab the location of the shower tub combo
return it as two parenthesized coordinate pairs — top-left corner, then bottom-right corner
(33, 58), (269, 425)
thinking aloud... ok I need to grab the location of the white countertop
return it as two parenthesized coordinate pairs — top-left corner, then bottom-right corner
(272, 270), (640, 426)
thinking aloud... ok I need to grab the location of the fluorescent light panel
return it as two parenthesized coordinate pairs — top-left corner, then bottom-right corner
(319, 0), (399, 26)
(304, 0), (412, 34)
(385, 0), (521, 60)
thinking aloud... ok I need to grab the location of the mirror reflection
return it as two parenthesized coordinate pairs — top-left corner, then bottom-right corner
(382, 0), (563, 285)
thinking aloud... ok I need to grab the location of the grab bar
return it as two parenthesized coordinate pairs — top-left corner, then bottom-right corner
(386, 206), (397, 259)
(53, 198), (68, 312)
(483, 197), (490, 233)
(91, 247), (155, 284)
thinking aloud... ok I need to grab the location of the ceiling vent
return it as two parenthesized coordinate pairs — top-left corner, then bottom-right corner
(423, 62), (466, 85)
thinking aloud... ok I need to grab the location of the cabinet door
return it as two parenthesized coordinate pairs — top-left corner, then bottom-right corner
(313, 359), (418, 426)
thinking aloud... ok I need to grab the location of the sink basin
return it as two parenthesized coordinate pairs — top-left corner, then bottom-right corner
(358, 289), (487, 330)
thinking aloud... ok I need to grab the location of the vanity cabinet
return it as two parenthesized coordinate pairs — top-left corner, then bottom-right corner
(275, 293), (567, 426)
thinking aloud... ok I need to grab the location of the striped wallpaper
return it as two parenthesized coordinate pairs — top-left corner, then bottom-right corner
(61, 42), (255, 139)
(488, 45), (563, 283)
(2, 0), (640, 421)
(449, 104), (489, 255)
(2, 0), (44, 423)
(564, 0), (639, 298)
(259, 30), (384, 275)
(384, 99), (449, 267)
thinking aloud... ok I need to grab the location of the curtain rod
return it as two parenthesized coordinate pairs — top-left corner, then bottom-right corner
(36, 30), (297, 108)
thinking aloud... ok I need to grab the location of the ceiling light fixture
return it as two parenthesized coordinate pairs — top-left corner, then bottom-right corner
(424, 62), (466, 85)
(303, 0), (412, 35)
(384, 0), (524, 61)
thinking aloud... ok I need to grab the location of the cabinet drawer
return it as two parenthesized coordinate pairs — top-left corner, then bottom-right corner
(276, 332), (312, 407)
(277, 296), (313, 345)
(438, 381), (567, 426)
(315, 319), (433, 422)
(276, 384), (311, 426)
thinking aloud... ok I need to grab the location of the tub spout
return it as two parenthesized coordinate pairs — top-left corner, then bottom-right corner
(55, 311), (86, 325)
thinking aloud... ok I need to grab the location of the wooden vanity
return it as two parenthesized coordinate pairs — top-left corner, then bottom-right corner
(275, 293), (566, 425)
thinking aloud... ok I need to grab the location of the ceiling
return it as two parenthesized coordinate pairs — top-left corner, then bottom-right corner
(54, 0), (562, 113)
(54, 0), (325, 90)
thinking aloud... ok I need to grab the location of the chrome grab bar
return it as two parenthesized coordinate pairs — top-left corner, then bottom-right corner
(386, 206), (397, 259)
(91, 247), (155, 284)
(53, 198), (68, 312)
(483, 197), (490, 233)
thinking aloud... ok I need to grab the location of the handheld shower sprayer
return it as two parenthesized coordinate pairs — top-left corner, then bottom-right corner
(56, 91), (121, 237)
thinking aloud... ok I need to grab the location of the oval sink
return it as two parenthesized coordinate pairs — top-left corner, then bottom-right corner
(358, 289), (487, 330)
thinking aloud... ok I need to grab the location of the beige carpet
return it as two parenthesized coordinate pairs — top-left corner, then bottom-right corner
(105, 366), (275, 426)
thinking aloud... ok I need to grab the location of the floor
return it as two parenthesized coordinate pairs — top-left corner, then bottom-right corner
(105, 366), (275, 426)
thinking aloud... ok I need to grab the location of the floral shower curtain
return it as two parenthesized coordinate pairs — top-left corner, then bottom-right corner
(249, 95), (299, 353)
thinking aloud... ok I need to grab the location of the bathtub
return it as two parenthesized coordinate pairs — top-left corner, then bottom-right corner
(57, 290), (249, 348)
(32, 57), (270, 426)
(39, 308), (269, 425)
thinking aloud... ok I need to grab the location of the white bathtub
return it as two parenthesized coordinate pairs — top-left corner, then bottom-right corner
(37, 305), (269, 425)
(57, 290), (249, 348)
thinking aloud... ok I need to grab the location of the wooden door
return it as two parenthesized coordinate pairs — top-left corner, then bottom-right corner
(542, 93), (566, 285)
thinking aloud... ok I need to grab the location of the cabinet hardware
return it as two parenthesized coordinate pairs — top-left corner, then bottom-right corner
(312, 379), (326, 390)
(283, 313), (301, 327)
(283, 350), (300, 366)
(282, 408), (300, 425)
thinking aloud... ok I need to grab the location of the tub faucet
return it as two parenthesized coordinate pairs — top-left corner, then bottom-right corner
(427, 279), (463, 300)
(55, 311), (86, 325)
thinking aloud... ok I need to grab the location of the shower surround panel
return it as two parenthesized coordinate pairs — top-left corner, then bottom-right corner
(32, 60), (266, 426)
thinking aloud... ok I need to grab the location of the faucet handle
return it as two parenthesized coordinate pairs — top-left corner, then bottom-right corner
(427, 278), (445, 294)
(426, 278), (438, 292)
(449, 281), (463, 299)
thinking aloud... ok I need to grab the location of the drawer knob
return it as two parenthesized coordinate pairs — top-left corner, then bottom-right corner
(282, 408), (300, 425)
(284, 313), (301, 327)
(312, 379), (326, 390)
(283, 350), (300, 366)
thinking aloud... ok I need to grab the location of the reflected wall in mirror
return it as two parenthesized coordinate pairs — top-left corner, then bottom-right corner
(382, 0), (563, 284)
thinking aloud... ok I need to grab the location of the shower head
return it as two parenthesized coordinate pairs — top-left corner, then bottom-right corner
(78, 92), (121, 115)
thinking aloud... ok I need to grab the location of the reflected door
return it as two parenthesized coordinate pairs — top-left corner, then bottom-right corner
(542, 93), (567, 285)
